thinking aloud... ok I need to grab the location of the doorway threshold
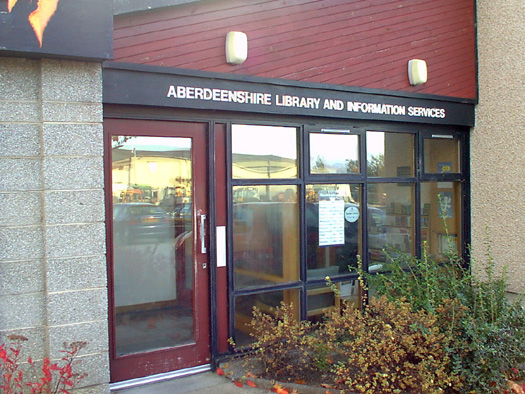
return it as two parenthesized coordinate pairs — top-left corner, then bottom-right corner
(109, 364), (211, 391)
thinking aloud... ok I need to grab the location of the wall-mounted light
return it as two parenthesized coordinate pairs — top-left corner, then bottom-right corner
(408, 59), (427, 85)
(225, 31), (248, 65)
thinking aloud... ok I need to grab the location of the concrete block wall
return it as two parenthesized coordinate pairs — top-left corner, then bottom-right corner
(0, 57), (109, 393)
(473, 0), (525, 297)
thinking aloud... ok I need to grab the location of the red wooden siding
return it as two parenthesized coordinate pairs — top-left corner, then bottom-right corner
(113, 0), (477, 99)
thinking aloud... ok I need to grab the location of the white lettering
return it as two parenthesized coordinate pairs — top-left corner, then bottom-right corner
(347, 101), (407, 116)
(275, 95), (320, 109)
(323, 99), (344, 110)
(168, 86), (446, 119)
(408, 106), (446, 118)
(167, 85), (177, 97)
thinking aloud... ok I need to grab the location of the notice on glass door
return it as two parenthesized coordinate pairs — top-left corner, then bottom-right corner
(318, 191), (345, 246)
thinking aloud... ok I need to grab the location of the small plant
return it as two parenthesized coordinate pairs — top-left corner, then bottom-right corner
(0, 335), (87, 394)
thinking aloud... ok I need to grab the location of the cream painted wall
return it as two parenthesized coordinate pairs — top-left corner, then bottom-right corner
(472, 0), (525, 294)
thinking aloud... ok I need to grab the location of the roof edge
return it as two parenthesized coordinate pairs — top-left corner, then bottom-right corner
(113, 0), (202, 16)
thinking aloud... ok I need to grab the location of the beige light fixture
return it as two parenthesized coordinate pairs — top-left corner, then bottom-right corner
(226, 31), (248, 65)
(408, 59), (427, 85)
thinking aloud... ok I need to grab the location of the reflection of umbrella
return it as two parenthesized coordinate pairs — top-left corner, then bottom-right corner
(173, 231), (194, 304)
(175, 231), (192, 249)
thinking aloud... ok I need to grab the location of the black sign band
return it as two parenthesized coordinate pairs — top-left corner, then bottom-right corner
(103, 63), (475, 127)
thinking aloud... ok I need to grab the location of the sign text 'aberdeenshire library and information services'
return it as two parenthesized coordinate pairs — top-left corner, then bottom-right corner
(167, 85), (447, 120)
(102, 66), (475, 126)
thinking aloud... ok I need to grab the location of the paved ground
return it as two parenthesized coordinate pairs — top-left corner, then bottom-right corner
(112, 371), (269, 394)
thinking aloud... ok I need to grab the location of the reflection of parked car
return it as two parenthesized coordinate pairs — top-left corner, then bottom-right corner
(172, 203), (193, 234)
(113, 203), (174, 243)
(233, 187), (260, 202)
(172, 203), (192, 220)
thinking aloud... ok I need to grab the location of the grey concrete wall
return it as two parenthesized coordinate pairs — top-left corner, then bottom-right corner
(0, 58), (109, 393)
(473, 0), (525, 295)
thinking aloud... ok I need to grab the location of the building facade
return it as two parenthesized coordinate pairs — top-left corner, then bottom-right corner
(0, 0), (522, 392)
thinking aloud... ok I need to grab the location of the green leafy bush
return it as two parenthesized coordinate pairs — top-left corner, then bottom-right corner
(366, 240), (525, 393)
(244, 234), (525, 393)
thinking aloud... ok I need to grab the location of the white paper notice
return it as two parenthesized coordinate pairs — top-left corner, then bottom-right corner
(318, 192), (345, 246)
(216, 226), (226, 267)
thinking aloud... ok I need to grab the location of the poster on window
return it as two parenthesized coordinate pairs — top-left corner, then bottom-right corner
(438, 191), (454, 218)
(318, 191), (345, 246)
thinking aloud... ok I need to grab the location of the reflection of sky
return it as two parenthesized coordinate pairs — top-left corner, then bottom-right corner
(232, 125), (297, 159)
(113, 136), (191, 151)
(367, 132), (385, 158)
(310, 133), (358, 165)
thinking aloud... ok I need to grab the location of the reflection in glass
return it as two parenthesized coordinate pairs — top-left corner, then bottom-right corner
(368, 183), (414, 264)
(421, 182), (462, 261)
(234, 288), (300, 346)
(232, 124), (298, 179)
(233, 185), (299, 289)
(310, 133), (359, 174)
(111, 136), (194, 356)
(307, 280), (360, 322)
(367, 131), (414, 177)
(305, 184), (361, 276)
(424, 137), (461, 173)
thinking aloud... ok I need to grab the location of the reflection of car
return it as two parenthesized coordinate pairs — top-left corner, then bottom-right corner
(233, 187), (260, 202)
(172, 203), (193, 234)
(113, 203), (174, 243)
(172, 203), (192, 220)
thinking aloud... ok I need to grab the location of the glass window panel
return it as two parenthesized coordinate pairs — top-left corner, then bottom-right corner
(233, 185), (299, 289)
(234, 288), (300, 346)
(368, 183), (415, 265)
(310, 133), (359, 174)
(424, 137), (461, 173)
(307, 280), (360, 322)
(306, 184), (362, 277)
(367, 131), (414, 177)
(232, 124), (298, 179)
(421, 182), (462, 261)
(111, 136), (194, 356)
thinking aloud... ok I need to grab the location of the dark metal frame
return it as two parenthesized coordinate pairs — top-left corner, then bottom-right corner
(225, 118), (471, 349)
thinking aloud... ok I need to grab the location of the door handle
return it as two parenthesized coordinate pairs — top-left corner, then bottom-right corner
(199, 212), (207, 254)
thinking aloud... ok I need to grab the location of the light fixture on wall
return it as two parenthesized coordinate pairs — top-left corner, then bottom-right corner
(226, 31), (248, 65)
(408, 59), (427, 85)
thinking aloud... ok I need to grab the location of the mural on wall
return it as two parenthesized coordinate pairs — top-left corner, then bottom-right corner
(0, 0), (112, 59)
(7, 0), (59, 47)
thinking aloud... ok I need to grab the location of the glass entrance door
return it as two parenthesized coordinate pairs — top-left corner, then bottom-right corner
(105, 119), (209, 382)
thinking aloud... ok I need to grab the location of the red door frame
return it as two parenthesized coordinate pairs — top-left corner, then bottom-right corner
(104, 118), (210, 382)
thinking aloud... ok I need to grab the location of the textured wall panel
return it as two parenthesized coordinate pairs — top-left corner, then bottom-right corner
(113, 0), (477, 99)
(472, 0), (524, 295)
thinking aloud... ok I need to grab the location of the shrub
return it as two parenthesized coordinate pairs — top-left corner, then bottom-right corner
(320, 296), (460, 393)
(249, 302), (319, 382)
(0, 335), (86, 394)
(366, 239), (525, 393)
(248, 298), (460, 393)
(245, 230), (525, 393)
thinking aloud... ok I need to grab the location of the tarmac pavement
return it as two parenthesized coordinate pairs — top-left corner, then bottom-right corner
(111, 371), (270, 394)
